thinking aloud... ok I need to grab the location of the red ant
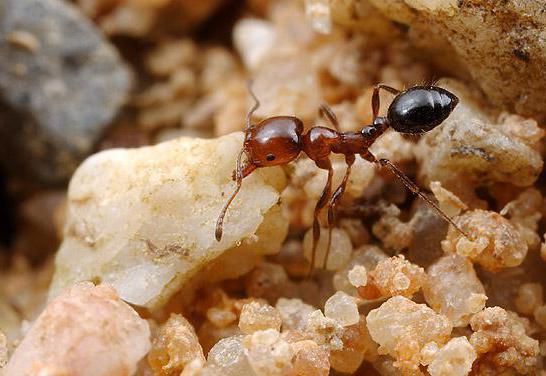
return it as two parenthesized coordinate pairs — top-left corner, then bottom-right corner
(215, 83), (468, 273)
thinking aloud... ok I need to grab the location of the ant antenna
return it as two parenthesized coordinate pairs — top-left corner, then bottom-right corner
(377, 158), (470, 239)
(216, 82), (262, 242)
(215, 149), (245, 241)
(246, 80), (260, 130)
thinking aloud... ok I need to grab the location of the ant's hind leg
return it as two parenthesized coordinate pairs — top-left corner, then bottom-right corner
(319, 104), (340, 131)
(308, 158), (334, 277)
(372, 84), (401, 121)
(364, 152), (470, 239)
(324, 154), (355, 269)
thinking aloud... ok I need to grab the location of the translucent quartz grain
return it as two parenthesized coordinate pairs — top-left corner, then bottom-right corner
(238, 301), (282, 334)
(304, 310), (344, 351)
(324, 291), (360, 327)
(515, 283), (543, 316)
(333, 245), (388, 295)
(305, 0), (332, 34)
(427, 337), (476, 376)
(470, 307), (539, 374)
(366, 296), (452, 371)
(330, 315), (379, 373)
(197, 321), (240, 355)
(244, 329), (294, 376)
(233, 18), (276, 70)
(423, 254), (486, 327)
(534, 305), (546, 328)
(206, 336), (256, 376)
(500, 188), (542, 248)
(148, 314), (205, 375)
(359, 255), (426, 300)
(303, 227), (352, 270)
(245, 262), (291, 303)
(275, 298), (316, 331)
(347, 265), (367, 288)
(442, 209), (527, 272)
(430, 181), (468, 218)
(420, 342), (439, 366)
(291, 340), (330, 376)
(206, 307), (237, 329)
(372, 204), (414, 252)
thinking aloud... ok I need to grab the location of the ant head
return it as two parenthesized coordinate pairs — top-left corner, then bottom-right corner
(387, 86), (459, 134)
(244, 116), (304, 168)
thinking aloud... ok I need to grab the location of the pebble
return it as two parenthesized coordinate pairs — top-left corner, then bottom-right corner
(3, 283), (150, 376)
(49, 133), (288, 309)
(324, 291), (360, 327)
(0, 0), (133, 184)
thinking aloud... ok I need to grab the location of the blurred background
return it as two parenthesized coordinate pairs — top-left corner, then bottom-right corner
(2, 0), (546, 348)
(0, 0), (447, 270)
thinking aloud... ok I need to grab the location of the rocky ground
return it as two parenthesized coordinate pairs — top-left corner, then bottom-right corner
(1, 0), (546, 375)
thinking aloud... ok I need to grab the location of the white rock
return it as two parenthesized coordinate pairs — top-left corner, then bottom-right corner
(366, 296), (452, 369)
(303, 227), (352, 271)
(305, 0), (332, 34)
(244, 329), (294, 376)
(423, 254), (486, 327)
(428, 337), (476, 376)
(347, 265), (367, 288)
(0, 331), (7, 368)
(416, 79), (543, 187)
(4, 283), (150, 376)
(50, 133), (288, 308)
(206, 336), (256, 376)
(405, 0), (458, 14)
(275, 298), (316, 331)
(324, 291), (360, 327)
(233, 18), (277, 71)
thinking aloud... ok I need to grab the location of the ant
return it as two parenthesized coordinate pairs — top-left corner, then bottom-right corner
(215, 82), (468, 274)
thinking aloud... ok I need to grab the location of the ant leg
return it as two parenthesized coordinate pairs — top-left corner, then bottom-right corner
(363, 152), (470, 239)
(324, 154), (355, 269)
(215, 149), (256, 241)
(308, 158), (334, 277)
(246, 80), (261, 131)
(372, 84), (401, 121)
(319, 104), (340, 131)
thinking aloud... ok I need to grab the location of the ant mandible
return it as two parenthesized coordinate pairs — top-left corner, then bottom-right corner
(215, 82), (468, 274)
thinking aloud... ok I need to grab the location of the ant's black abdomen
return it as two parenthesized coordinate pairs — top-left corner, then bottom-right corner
(387, 86), (459, 133)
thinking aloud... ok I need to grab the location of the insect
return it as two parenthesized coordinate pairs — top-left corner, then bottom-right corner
(215, 82), (468, 274)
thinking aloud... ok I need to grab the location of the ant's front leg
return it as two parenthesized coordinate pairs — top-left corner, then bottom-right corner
(308, 158), (334, 277)
(319, 104), (340, 131)
(372, 84), (401, 121)
(324, 154), (355, 268)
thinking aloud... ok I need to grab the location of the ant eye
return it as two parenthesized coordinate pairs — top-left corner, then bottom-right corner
(266, 154), (276, 161)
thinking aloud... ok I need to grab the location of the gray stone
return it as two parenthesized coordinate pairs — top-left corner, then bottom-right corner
(0, 0), (133, 184)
